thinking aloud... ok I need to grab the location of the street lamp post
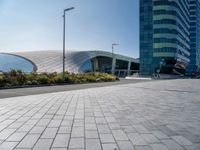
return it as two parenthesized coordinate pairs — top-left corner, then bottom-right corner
(111, 43), (119, 75)
(63, 7), (74, 79)
(155, 57), (165, 78)
(159, 57), (165, 73)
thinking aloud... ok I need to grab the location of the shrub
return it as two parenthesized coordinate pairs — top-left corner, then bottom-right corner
(32, 80), (39, 85)
(2, 69), (26, 86)
(36, 74), (49, 84)
(0, 74), (5, 87)
(99, 73), (117, 81)
(26, 73), (38, 82)
(85, 75), (96, 82)
(54, 74), (65, 84)
(0, 69), (117, 88)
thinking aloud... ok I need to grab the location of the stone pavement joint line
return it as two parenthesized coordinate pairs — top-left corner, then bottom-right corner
(0, 79), (199, 150)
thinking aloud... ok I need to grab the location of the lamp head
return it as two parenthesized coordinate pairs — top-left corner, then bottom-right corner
(112, 43), (119, 46)
(64, 7), (75, 11)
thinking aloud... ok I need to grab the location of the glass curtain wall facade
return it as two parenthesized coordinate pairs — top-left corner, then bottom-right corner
(187, 0), (200, 74)
(0, 53), (35, 73)
(140, 0), (200, 75)
(140, 0), (154, 75)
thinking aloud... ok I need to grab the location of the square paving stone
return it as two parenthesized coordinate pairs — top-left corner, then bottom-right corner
(52, 134), (70, 148)
(41, 128), (58, 139)
(16, 134), (40, 149)
(100, 134), (115, 143)
(86, 139), (101, 150)
(0, 141), (18, 150)
(117, 141), (135, 150)
(102, 143), (119, 150)
(69, 138), (84, 149)
(33, 139), (53, 150)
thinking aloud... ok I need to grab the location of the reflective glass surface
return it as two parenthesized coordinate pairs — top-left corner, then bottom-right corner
(79, 60), (93, 73)
(0, 54), (34, 73)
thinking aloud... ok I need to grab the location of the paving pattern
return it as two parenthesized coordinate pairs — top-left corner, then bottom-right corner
(0, 79), (200, 150)
(0, 79), (150, 99)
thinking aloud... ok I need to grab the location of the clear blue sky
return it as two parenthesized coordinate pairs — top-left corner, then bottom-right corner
(0, 0), (139, 58)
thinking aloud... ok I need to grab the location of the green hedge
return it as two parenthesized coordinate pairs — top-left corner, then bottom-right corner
(0, 70), (118, 88)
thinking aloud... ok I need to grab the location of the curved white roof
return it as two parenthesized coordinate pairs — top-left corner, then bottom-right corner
(7, 50), (138, 73)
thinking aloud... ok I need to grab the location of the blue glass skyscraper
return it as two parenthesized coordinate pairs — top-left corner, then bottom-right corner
(187, 0), (200, 74)
(140, 0), (200, 75)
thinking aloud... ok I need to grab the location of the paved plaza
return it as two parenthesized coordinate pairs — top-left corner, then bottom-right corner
(0, 79), (200, 150)
(0, 79), (150, 99)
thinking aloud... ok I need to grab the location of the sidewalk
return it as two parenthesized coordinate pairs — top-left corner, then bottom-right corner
(0, 79), (199, 150)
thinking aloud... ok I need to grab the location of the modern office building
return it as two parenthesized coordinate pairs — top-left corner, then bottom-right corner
(140, 0), (200, 75)
(187, 0), (200, 74)
(0, 50), (139, 77)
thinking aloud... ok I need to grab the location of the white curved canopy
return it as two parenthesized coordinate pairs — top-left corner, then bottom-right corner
(6, 50), (139, 73)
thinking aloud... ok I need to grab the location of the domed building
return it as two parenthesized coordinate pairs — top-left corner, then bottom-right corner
(0, 50), (139, 77)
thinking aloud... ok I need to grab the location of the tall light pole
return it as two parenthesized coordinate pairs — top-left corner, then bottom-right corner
(63, 7), (74, 79)
(111, 43), (119, 75)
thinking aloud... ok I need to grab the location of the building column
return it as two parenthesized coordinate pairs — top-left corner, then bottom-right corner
(112, 58), (116, 75)
(127, 61), (131, 75)
(92, 58), (99, 72)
